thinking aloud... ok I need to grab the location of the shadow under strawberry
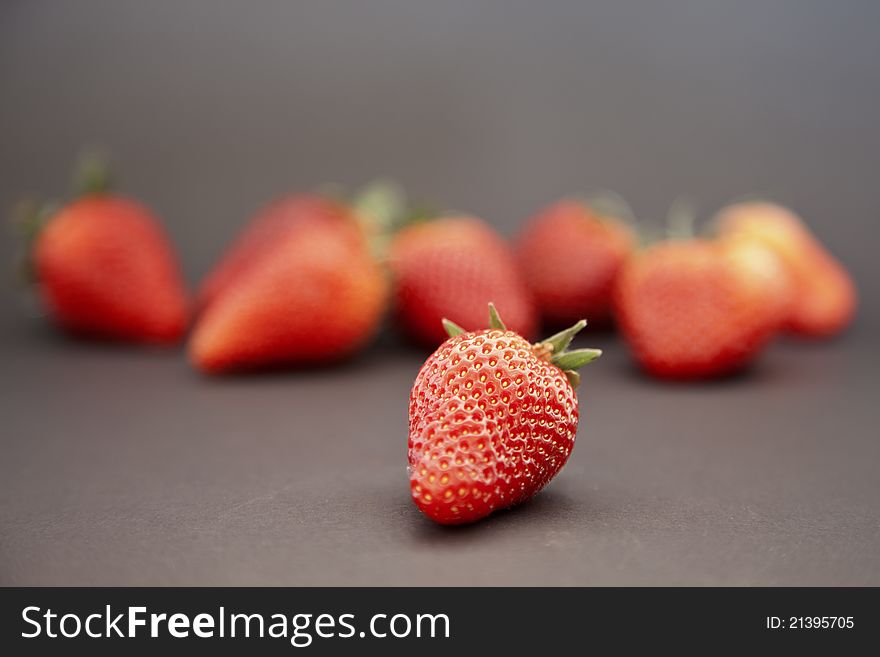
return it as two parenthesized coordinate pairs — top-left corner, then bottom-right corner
(405, 488), (586, 541)
(187, 343), (402, 382)
(618, 354), (796, 389)
(14, 315), (187, 357)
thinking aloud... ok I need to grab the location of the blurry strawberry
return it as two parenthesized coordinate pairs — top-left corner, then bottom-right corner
(715, 201), (856, 338)
(614, 238), (788, 379)
(23, 153), (189, 344)
(517, 196), (635, 327)
(390, 216), (536, 346)
(189, 195), (388, 373)
(719, 232), (796, 334)
(197, 195), (345, 310)
(409, 304), (601, 524)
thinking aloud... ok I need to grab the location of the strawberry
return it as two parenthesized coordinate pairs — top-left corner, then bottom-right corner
(390, 216), (536, 347)
(196, 195), (344, 311)
(516, 197), (635, 327)
(614, 238), (790, 379)
(715, 201), (856, 338)
(408, 304), (601, 524)
(189, 194), (388, 373)
(24, 155), (189, 344)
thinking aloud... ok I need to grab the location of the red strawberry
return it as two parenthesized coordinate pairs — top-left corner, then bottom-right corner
(197, 195), (344, 310)
(715, 201), (856, 338)
(26, 157), (189, 345)
(390, 216), (536, 346)
(408, 304), (601, 524)
(189, 198), (388, 373)
(614, 238), (790, 379)
(517, 198), (635, 327)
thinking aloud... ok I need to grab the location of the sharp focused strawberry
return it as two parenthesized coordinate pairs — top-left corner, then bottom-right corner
(189, 195), (388, 373)
(408, 304), (601, 524)
(390, 216), (536, 347)
(25, 155), (189, 344)
(517, 198), (635, 327)
(715, 201), (856, 338)
(614, 238), (790, 379)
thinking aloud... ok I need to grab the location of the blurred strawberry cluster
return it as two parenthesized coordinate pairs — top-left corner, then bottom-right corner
(18, 153), (856, 380)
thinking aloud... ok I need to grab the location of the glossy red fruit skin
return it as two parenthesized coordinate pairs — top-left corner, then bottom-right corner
(614, 240), (783, 380)
(34, 195), (189, 344)
(390, 217), (536, 347)
(517, 200), (635, 327)
(197, 195), (345, 311)
(189, 215), (388, 373)
(408, 329), (578, 524)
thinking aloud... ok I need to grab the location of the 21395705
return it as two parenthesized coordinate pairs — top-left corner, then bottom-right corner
(766, 616), (854, 629)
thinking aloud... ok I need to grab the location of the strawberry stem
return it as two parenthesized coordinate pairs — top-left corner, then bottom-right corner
(72, 149), (113, 197)
(581, 189), (637, 227)
(533, 316), (601, 388)
(552, 348), (602, 371)
(666, 196), (697, 240)
(488, 302), (506, 330)
(438, 307), (601, 388)
(442, 318), (465, 338)
(351, 179), (406, 235)
(10, 199), (56, 284)
(350, 179), (420, 261)
(542, 320), (587, 355)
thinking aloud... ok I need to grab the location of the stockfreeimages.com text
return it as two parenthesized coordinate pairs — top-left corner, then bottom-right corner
(22, 605), (450, 647)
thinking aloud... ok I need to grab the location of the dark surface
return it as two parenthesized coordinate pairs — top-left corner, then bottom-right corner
(1, 1), (879, 585)
(2, 323), (879, 586)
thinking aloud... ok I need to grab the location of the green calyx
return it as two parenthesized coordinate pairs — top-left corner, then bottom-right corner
(71, 148), (113, 197)
(10, 199), (57, 284)
(441, 303), (503, 339)
(349, 180), (449, 260)
(349, 179), (414, 261)
(488, 302), (506, 330)
(537, 319), (602, 388)
(11, 149), (114, 286)
(441, 303), (601, 388)
(350, 179), (407, 235)
(578, 189), (637, 227)
(665, 196), (697, 240)
(442, 318), (465, 338)
(350, 180), (445, 230)
(574, 190), (658, 249)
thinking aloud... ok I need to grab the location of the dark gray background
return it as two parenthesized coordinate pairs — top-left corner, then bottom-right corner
(1, 0), (878, 585)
